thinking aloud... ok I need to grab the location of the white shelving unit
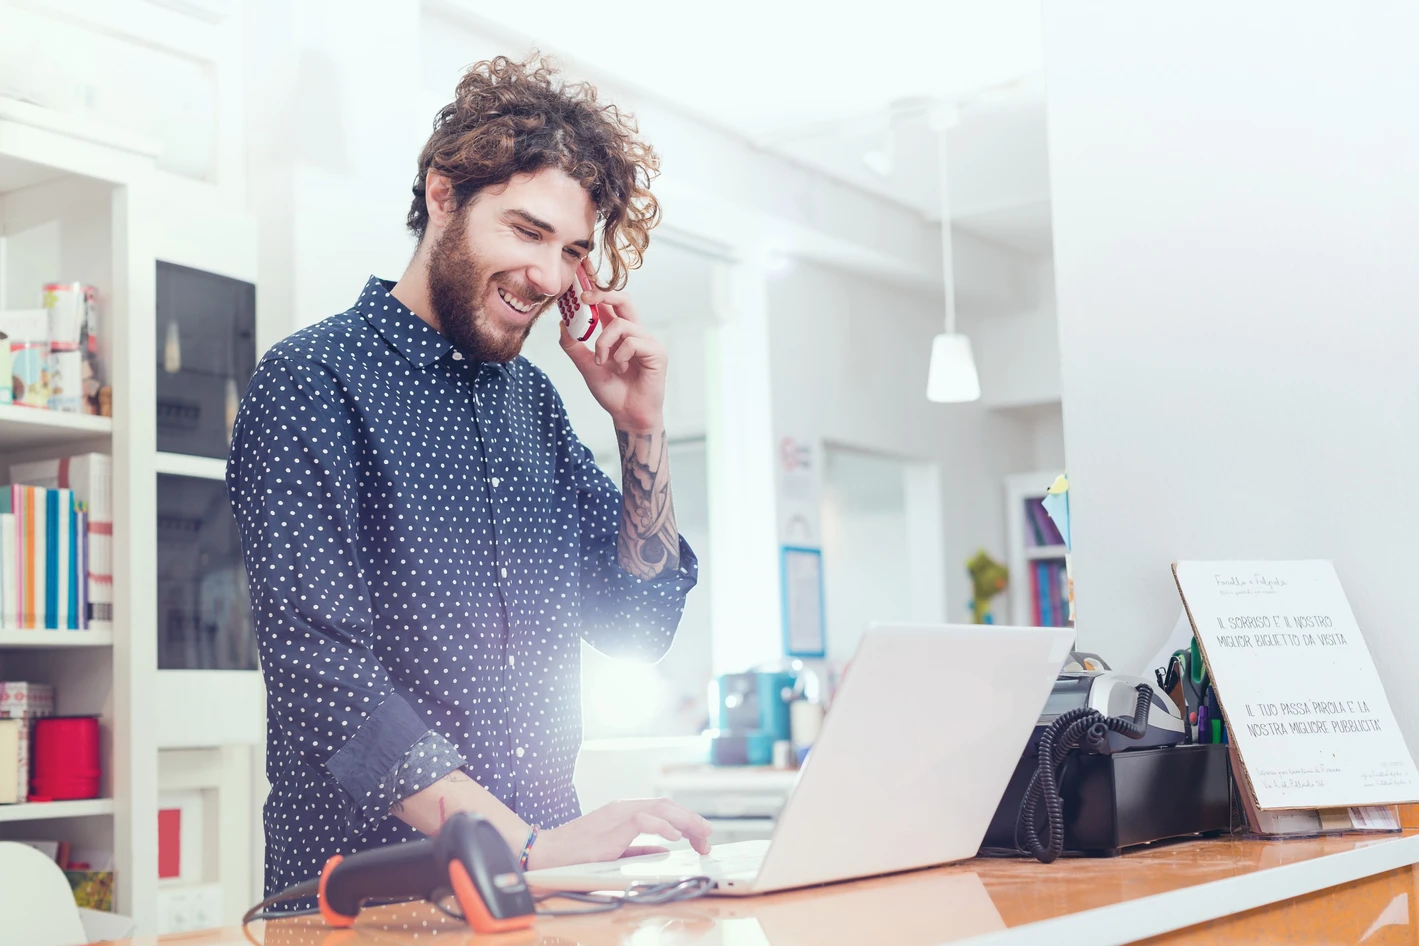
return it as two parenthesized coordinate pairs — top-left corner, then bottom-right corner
(2, 93), (275, 940)
(153, 452), (227, 482)
(1005, 471), (1069, 628)
(0, 629), (115, 648)
(0, 798), (117, 823)
(0, 405), (113, 446)
(1, 100), (162, 931)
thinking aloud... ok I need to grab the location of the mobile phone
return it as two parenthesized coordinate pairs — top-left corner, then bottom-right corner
(556, 265), (599, 342)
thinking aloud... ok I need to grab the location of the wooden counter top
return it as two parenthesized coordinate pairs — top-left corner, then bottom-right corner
(103, 831), (1419, 946)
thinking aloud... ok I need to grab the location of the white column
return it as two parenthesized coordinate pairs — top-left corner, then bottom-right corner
(111, 176), (159, 932)
(705, 260), (783, 675)
(904, 461), (948, 623)
(243, 0), (425, 340)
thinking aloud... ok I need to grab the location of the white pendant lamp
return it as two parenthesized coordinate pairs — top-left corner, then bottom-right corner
(926, 105), (980, 403)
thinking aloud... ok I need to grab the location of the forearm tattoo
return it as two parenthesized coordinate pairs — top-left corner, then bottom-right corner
(616, 429), (680, 580)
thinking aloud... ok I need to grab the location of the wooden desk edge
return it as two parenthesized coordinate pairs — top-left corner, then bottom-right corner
(960, 832), (1419, 946)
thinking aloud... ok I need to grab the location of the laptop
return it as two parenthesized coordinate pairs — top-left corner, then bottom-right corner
(525, 622), (1074, 896)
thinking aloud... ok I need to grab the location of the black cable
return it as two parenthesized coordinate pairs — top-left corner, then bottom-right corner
(534, 876), (715, 916)
(241, 878), (320, 927)
(1017, 683), (1153, 864)
(247, 870), (713, 933)
(433, 876), (714, 919)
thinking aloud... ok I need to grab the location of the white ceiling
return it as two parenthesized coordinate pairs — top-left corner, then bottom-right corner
(448, 0), (1054, 255)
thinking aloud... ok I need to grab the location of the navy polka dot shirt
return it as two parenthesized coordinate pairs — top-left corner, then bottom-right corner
(227, 276), (698, 897)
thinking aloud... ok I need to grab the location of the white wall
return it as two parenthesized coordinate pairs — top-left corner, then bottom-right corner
(821, 448), (915, 660)
(244, 0), (426, 338)
(1044, 2), (1419, 750)
(766, 259), (1037, 630)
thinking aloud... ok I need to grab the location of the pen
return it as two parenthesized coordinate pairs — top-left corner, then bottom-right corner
(1206, 688), (1223, 745)
(1197, 702), (1210, 743)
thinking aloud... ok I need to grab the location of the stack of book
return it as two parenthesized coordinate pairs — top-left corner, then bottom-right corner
(1024, 496), (1066, 548)
(9, 453), (111, 630)
(0, 485), (89, 630)
(1029, 558), (1072, 627)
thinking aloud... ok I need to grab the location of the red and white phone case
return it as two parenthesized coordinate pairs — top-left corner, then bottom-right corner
(556, 267), (599, 342)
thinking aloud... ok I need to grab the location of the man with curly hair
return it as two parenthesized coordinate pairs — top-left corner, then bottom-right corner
(228, 55), (709, 898)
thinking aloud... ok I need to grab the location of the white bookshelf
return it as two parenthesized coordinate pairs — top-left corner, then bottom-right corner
(153, 452), (227, 482)
(0, 99), (163, 931)
(1005, 471), (1070, 628)
(0, 798), (116, 823)
(0, 405), (113, 447)
(0, 629), (115, 648)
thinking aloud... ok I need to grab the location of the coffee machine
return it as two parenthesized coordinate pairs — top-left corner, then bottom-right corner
(707, 671), (795, 765)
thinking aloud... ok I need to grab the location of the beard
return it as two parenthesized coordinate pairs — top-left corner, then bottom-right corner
(426, 210), (553, 363)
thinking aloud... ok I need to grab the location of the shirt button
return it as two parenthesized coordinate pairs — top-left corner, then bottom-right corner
(508, 654), (515, 668)
(491, 477), (501, 488)
(452, 351), (464, 361)
(515, 746), (525, 759)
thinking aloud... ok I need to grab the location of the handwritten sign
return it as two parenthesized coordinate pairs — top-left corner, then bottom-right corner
(1174, 560), (1419, 810)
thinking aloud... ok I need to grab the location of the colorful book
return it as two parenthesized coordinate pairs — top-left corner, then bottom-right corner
(70, 509), (82, 630)
(0, 504), (7, 627)
(12, 455), (111, 629)
(1024, 500), (1046, 546)
(0, 485), (89, 629)
(45, 488), (59, 629)
(22, 487), (37, 628)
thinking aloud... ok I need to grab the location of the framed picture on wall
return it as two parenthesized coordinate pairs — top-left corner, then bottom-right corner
(781, 545), (827, 658)
(157, 790), (205, 886)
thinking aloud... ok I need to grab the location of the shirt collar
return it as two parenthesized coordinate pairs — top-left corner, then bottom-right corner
(356, 276), (451, 368)
(355, 276), (513, 377)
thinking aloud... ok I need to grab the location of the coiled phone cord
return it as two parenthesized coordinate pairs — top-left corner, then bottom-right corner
(1017, 682), (1153, 864)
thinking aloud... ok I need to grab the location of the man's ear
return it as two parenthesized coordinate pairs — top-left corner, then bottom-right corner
(425, 171), (458, 230)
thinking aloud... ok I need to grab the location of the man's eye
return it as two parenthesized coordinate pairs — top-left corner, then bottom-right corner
(517, 228), (539, 240)
(565, 248), (584, 261)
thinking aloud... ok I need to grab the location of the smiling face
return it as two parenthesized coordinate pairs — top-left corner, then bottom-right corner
(425, 167), (597, 363)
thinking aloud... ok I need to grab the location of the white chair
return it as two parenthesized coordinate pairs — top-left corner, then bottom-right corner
(0, 841), (134, 945)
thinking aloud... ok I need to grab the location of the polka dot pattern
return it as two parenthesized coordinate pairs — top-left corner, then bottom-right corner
(227, 276), (699, 898)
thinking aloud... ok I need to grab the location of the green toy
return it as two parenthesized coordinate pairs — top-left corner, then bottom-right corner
(966, 550), (1009, 624)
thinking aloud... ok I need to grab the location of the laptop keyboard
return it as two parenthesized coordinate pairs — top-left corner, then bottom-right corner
(608, 840), (770, 881)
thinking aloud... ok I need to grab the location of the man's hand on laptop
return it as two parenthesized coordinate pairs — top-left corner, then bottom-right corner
(529, 798), (713, 870)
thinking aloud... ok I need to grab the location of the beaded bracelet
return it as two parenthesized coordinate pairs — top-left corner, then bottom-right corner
(519, 825), (540, 871)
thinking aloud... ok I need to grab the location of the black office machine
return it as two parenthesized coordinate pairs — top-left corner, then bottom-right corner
(982, 670), (1232, 860)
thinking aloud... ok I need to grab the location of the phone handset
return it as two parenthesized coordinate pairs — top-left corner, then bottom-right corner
(556, 264), (600, 342)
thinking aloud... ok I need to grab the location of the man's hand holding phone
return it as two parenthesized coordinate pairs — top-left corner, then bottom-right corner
(558, 269), (668, 433)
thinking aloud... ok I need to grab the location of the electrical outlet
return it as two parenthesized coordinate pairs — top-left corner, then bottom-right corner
(193, 885), (224, 930)
(157, 885), (224, 933)
(156, 888), (189, 935)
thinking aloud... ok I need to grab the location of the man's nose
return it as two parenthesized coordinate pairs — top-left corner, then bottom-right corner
(524, 258), (565, 300)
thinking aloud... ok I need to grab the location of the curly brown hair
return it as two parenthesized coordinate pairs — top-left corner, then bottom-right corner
(408, 55), (660, 291)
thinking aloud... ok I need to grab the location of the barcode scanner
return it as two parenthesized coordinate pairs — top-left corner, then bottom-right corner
(315, 812), (534, 933)
(246, 809), (713, 935)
